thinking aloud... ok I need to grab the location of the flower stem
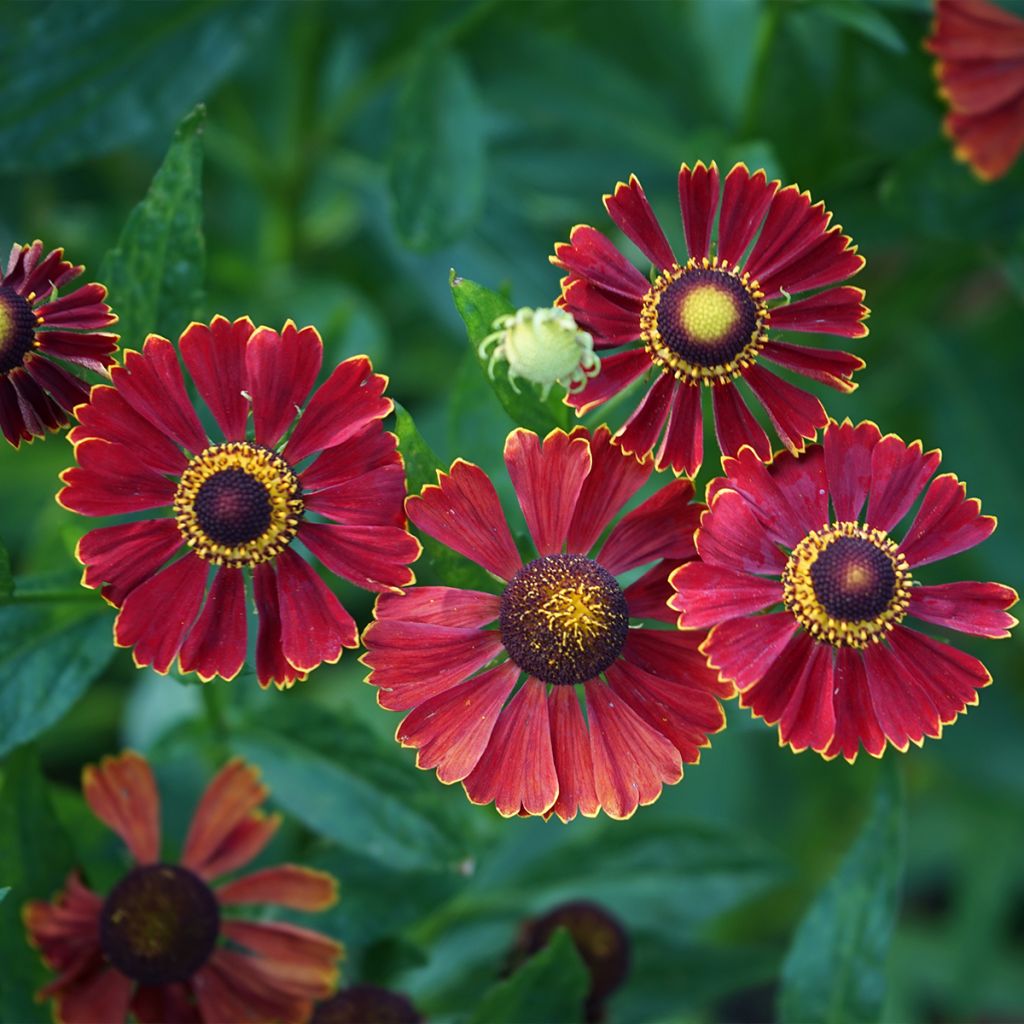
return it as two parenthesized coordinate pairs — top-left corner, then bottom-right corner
(200, 682), (230, 754)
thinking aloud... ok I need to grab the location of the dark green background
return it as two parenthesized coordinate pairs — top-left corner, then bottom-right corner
(1, 2), (1022, 1022)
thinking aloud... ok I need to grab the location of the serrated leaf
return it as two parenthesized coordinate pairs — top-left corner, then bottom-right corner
(814, 0), (907, 53)
(0, 606), (116, 759)
(390, 48), (485, 249)
(100, 106), (205, 349)
(394, 401), (495, 591)
(451, 272), (571, 435)
(778, 761), (905, 1024)
(469, 928), (589, 1024)
(0, 3), (269, 172)
(0, 747), (76, 1024)
(233, 729), (464, 873)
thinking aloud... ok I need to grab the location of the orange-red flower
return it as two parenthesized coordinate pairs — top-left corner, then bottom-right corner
(669, 420), (1018, 760)
(0, 240), (118, 447)
(362, 426), (732, 821)
(23, 752), (342, 1024)
(57, 316), (420, 687)
(553, 163), (868, 477)
(926, 0), (1024, 181)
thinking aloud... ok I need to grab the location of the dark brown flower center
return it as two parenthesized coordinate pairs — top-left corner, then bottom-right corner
(810, 535), (897, 622)
(312, 985), (422, 1024)
(99, 864), (220, 985)
(640, 259), (768, 386)
(195, 467), (273, 546)
(500, 554), (629, 686)
(0, 284), (38, 375)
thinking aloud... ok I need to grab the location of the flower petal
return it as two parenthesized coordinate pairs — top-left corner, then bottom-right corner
(614, 373), (675, 466)
(179, 315), (254, 441)
(253, 562), (305, 690)
(245, 321), (323, 449)
(406, 459), (522, 581)
(761, 339), (865, 393)
(303, 463), (408, 527)
(58, 438), (177, 516)
(23, 354), (91, 413)
(776, 639), (835, 754)
(898, 473), (996, 567)
(218, 865), (338, 910)
(668, 561), (782, 628)
(865, 433), (941, 533)
(696, 488), (787, 576)
(560, 276), (643, 345)
(744, 185), (832, 287)
(622, 628), (728, 693)
(370, 586), (500, 627)
(823, 646), (885, 762)
(712, 381), (772, 461)
(299, 421), (402, 493)
(824, 419), (880, 523)
(623, 559), (686, 624)
(604, 174), (676, 271)
(768, 286), (869, 341)
(908, 581), (1018, 638)
(862, 640), (941, 751)
(53, 967), (135, 1024)
(113, 554), (208, 674)
(197, 812), (282, 882)
(551, 224), (651, 302)
(177, 567), (248, 682)
(716, 445), (808, 547)
(0, 374), (29, 446)
(397, 660), (519, 784)
(77, 519), (184, 607)
(131, 983), (199, 1024)
(677, 161), (720, 262)
(758, 228), (866, 300)
(192, 951), (309, 1023)
(463, 678), (558, 817)
(717, 164), (777, 266)
(655, 379), (703, 476)
(504, 428), (591, 556)
(81, 751), (160, 863)
(702, 611), (799, 692)
(743, 363), (826, 454)
(548, 684), (600, 823)
(299, 521), (418, 592)
(567, 348), (653, 416)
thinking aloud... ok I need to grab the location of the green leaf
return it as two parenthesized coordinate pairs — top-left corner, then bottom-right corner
(233, 728), (464, 873)
(451, 272), (571, 436)
(0, 607), (116, 759)
(0, 887), (8, 903)
(0, 543), (12, 600)
(100, 106), (206, 350)
(778, 762), (905, 1024)
(469, 927), (589, 1024)
(394, 401), (495, 591)
(390, 48), (485, 249)
(813, 1), (907, 53)
(0, 3), (270, 172)
(0, 746), (76, 1024)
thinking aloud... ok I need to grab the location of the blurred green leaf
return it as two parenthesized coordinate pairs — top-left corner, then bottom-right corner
(778, 761), (905, 1024)
(687, 0), (764, 125)
(390, 48), (485, 250)
(394, 401), (495, 591)
(0, 2), (269, 173)
(469, 927), (589, 1024)
(100, 106), (205, 349)
(451, 272), (571, 435)
(0, 544), (11, 600)
(0, 887), (8, 903)
(0, 746), (76, 1024)
(813, 1), (907, 53)
(0, 607), (116, 759)
(234, 728), (463, 873)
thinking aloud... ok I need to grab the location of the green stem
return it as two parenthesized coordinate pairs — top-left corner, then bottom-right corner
(741, 1), (782, 139)
(201, 682), (230, 753)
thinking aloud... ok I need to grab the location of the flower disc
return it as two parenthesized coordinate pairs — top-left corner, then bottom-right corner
(0, 284), (38, 374)
(99, 863), (220, 985)
(500, 553), (629, 686)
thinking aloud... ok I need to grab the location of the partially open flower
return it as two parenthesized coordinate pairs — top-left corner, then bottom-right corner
(669, 420), (1018, 760)
(58, 316), (420, 688)
(553, 162), (868, 476)
(362, 426), (732, 821)
(925, 0), (1024, 181)
(23, 752), (342, 1024)
(479, 306), (600, 399)
(0, 240), (118, 447)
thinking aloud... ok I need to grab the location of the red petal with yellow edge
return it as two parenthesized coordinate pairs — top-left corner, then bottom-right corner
(585, 679), (682, 820)
(712, 382), (771, 462)
(560, 277), (642, 346)
(697, 489), (787, 576)
(744, 187), (830, 287)
(599, 477), (698, 574)
(198, 812), (281, 881)
(717, 164), (776, 266)
(304, 463), (407, 527)
(178, 567), (247, 682)
(407, 459), (522, 581)
(655, 376), (703, 476)
(464, 678), (558, 817)
(677, 162), (720, 262)
(78, 519), (183, 608)
(179, 315), (253, 442)
(767, 287), (868, 340)
(908, 581), (1017, 638)
(60, 438), (177, 515)
(862, 641), (941, 750)
(865, 434), (940, 533)
(220, 920), (341, 978)
(623, 559), (686, 624)
(824, 419), (880, 524)
(743, 363), (826, 454)
(299, 522), (418, 592)
(824, 646), (885, 762)
(703, 612), (799, 692)
(372, 586), (499, 627)
(738, 630), (816, 726)
(551, 225), (651, 302)
(566, 348), (652, 416)
(505, 429), (591, 556)
(615, 373), (674, 467)
(113, 554), (207, 674)
(898, 474), (996, 568)
(245, 321), (322, 449)
(622, 628), (729, 695)
(397, 661), (519, 784)
(758, 227), (865, 299)
(82, 751), (160, 863)
(218, 864), (337, 910)
(762, 340), (865, 393)
(24, 355), (90, 413)
(548, 684), (600, 823)
(716, 445), (805, 547)
(776, 640), (835, 754)
(253, 562), (304, 690)
(300, 420), (401, 493)
(668, 561), (782, 628)
(604, 174), (676, 271)
(193, 951), (308, 1024)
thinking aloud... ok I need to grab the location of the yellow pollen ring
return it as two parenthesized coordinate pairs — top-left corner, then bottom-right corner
(174, 442), (303, 569)
(782, 521), (912, 649)
(538, 585), (610, 651)
(678, 284), (740, 344)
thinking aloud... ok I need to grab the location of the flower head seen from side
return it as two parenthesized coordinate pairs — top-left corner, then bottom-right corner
(362, 425), (733, 821)
(23, 751), (342, 1024)
(58, 316), (420, 688)
(0, 240), (118, 447)
(925, 0), (1024, 181)
(553, 162), (869, 477)
(668, 420), (1018, 761)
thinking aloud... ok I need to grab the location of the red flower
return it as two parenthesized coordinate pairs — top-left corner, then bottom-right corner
(926, 0), (1024, 181)
(0, 240), (118, 447)
(23, 752), (342, 1024)
(58, 316), (420, 688)
(668, 420), (1018, 761)
(362, 426), (732, 821)
(553, 162), (868, 476)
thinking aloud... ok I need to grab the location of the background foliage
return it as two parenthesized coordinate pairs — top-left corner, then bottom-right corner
(1, 1), (1022, 1021)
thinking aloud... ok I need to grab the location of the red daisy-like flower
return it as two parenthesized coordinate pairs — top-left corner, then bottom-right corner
(925, 0), (1024, 181)
(57, 316), (420, 688)
(0, 240), (118, 447)
(553, 162), (869, 476)
(362, 426), (733, 821)
(668, 420), (1018, 761)
(23, 751), (343, 1024)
